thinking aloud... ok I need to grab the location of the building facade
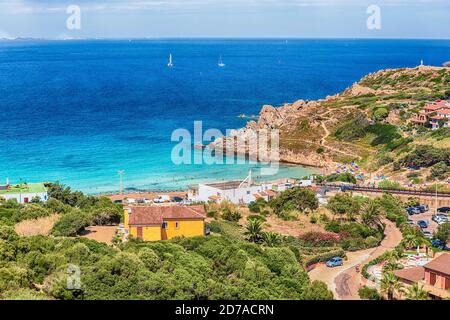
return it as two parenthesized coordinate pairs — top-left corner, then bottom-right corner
(189, 181), (276, 205)
(124, 205), (206, 241)
(412, 100), (450, 129)
(394, 253), (450, 299)
(0, 183), (48, 204)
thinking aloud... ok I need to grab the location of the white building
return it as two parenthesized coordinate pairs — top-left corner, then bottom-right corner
(189, 180), (277, 205)
(0, 183), (48, 204)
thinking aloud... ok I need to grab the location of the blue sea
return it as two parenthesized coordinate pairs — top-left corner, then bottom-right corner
(0, 39), (449, 194)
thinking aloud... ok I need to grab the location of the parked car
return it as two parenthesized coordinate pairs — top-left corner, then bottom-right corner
(113, 199), (123, 204)
(153, 195), (170, 203)
(432, 239), (450, 251)
(416, 205), (428, 213)
(432, 215), (448, 224)
(406, 207), (420, 215)
(326, 257), (343, 268)
(172, 196), (184, 203)
(407, 207), (421, 215)
(143, 198), (152, 204)
(126, 198), (136, 204)
(422, 231), (433, 239)
(417, 220), (429, 229)
(437, 207), (450, 214)
(407, 219), (415, 225)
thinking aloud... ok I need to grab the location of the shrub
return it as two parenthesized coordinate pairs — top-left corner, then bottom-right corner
(334, 112), (369, 141)
(221, 207), (242, 222)
(207, 221), (223, 234)
(378, 180), (402, 190)
(325, 220), (341, 233)
(434, 222), (450, 244)
(299, 232), (340, 247)
(358, 286), (381, 300)
(326, 172), (357, 184)
(364, 236), (380, 248)
(367, 124), (401, 146)
(248, 198), (267, 213)
(248, 215), (266, 223)
(13, 205), (52, 222)
(90, 207), (122, 225)
(51, 210), (91, 237)
(429, 161), (449, 181)
(400, 145), (450, 168)
(270, 188), (318, 215)
(45, 198), (71, 214)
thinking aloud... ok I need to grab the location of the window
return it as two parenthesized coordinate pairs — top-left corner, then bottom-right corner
(175, 222), (179, 229)
(162, 222), (168, 229)
(247, 191), (250, 195)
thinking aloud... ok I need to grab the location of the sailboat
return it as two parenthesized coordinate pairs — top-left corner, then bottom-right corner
(218, 55), (225, 68)
(168, 54), (173, 68)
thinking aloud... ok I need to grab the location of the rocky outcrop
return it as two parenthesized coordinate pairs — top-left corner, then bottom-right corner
(207, 99), (329, 167)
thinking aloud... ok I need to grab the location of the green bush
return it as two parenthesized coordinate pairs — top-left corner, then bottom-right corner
(13, 205), (52, 223)
(334, 112), (369, 141)
(270, 188), (318, 215)
(51, 210), (91, 237)
(221, 207), (242, 222)
(248, 198), (267, 213)
(90, 207), (122, 225)
(325, 172), (357, 184)
(358, 286), (381, 300)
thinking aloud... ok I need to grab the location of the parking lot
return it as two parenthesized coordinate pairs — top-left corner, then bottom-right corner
(407, 206), (448, 235)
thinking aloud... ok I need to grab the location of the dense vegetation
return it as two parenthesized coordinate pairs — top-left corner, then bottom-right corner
(0, 184), (334, 300)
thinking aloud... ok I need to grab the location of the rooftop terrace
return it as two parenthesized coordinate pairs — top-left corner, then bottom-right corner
(0, 183), (47, 195)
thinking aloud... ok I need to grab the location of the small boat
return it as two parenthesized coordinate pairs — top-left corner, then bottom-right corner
(218, 55), (225, 68)
(168, 54), (173, 68)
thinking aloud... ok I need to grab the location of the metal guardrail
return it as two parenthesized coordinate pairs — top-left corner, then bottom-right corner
(317, 183), (450, 198)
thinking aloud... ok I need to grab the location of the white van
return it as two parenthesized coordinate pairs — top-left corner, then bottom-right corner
(153, 195), (170, 203)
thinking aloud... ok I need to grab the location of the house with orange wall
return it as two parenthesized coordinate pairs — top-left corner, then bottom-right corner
(124, 205), (206, 241)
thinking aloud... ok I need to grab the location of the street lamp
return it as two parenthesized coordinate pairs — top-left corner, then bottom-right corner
(118, 170), (125, 195)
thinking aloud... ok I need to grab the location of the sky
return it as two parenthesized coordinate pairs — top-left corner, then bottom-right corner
(0, 0), (449, 39)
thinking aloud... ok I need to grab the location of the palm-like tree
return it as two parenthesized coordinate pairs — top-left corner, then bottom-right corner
(361, 202), (383, 230)
(402, 230), (430, 254)
(261, 232), (282, 247)
(380, 272), (403, 300)
(405, 283), (430, 300)
(245, 219), (263, 243)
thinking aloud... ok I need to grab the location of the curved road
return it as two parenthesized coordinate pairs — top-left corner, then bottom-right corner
(308, 221), (402, 300)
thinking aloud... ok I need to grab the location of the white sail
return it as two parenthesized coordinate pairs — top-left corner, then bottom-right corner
(168, 54), (173, 67)
(218, 55), (225, 68)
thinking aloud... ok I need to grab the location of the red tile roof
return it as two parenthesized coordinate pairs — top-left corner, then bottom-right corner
(394, 266), (425, 283)
(424, 253), (450, 275)
(129, 205), (206, 226)
(438, 109), (450, 115)
(424, 104), (444, 111)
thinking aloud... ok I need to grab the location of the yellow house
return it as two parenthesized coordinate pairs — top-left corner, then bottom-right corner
(124, 205), (206, 241)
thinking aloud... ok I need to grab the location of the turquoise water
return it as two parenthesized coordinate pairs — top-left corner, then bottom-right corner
(0, 39), (449, 193)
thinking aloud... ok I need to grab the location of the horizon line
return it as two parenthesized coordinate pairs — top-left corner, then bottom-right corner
(1, 36), (450, 41)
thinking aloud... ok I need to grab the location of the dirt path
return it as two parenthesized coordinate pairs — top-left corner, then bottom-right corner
(308, 220), (402, 300)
